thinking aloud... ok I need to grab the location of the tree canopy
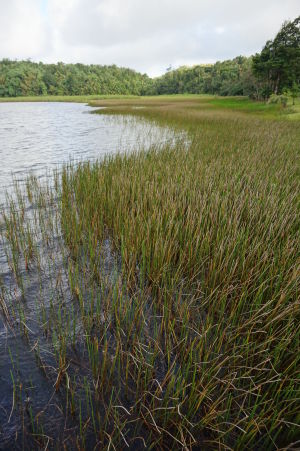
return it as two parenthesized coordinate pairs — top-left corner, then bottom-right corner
(0, 60), (152, 97)
(151, 57), (258, 97)
(0, 57), (259, 98)
(252, 16), (300, 96)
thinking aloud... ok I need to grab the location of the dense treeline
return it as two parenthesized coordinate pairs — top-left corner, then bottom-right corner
(153, 16), (299, 99)
(0, 60), (152, 97)
(151, 57), (259, 97)
(0, 56), (263, 98)
(252, 16), (300, 98)
(0, 16), (299, 99)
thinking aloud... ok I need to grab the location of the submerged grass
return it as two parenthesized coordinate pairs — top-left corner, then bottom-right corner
(0, 98), (299, 449)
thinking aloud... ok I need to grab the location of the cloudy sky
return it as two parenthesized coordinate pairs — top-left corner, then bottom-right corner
(0, 0), (299, 76)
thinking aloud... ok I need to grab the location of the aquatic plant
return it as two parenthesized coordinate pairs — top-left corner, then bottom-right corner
(0, 98), (299, 449)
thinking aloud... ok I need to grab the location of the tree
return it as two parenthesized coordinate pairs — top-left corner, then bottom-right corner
(290, 81), (300, 105)
(0, 59), (154, 97)
(252, 16), (300, 96)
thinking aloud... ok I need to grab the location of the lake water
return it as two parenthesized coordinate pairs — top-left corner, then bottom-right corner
(0, 102), (174, 204)
(0, 103), (180, 450)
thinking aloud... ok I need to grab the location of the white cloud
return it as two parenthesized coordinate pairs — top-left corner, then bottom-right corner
(0, 0), (299, 75)
(0, 0), (51, 60)
(215, 27), (225, 35)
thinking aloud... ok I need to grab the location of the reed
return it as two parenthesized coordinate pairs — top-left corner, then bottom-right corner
(0, 97), (299, 449)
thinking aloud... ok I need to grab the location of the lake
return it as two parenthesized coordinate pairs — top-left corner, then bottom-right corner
(0, 102), (180, 449)
(0, 102), (174, 204)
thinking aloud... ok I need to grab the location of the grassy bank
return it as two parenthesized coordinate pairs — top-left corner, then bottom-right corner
(0, 94), (206, 103)
(1, 98), (299, 449)
(1, 93), (300, 120)
(0, 94), (142, 103)
(89, 94), (300, 120)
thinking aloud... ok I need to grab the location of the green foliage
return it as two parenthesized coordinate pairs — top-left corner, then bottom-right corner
(153, 16), (300, 100)
(150, 57), (259, 97)
(0, 59), (153, 97)
(0, 56), (281, 100)
(252, 16), (300, 96)
(268, 93), (288, 107)
(287, 81), (300, 105)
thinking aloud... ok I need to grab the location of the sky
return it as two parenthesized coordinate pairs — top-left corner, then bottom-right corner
(0, 0), (299, 76)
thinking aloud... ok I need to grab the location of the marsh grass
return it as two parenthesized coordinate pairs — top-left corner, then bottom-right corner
(0, 98), (299, 449)
(0, 94), (141, 103)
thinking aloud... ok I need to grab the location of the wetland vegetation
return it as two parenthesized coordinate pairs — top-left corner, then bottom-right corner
(0, 95), (299, 449)
(0, 14), (299, 450)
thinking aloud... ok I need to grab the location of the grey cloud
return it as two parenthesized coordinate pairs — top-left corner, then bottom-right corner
(1, 0), (299, 75)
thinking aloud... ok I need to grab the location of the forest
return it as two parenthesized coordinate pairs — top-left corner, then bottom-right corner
(0, 16), (299, 99)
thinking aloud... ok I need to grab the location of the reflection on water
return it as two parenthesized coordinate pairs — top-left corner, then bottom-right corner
(0, 102), (177, 204)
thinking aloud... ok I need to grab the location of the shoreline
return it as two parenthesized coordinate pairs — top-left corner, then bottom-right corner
(1, 93), (298, 120)
(0, 96), (299, 449)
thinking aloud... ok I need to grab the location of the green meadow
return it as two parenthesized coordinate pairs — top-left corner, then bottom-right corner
(0, 94), (141, 103)
(1, 93), (299, 117)
(1, 96), (299, 449)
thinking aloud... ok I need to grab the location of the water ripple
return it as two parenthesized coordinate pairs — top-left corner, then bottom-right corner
(0, 102), (178, 204)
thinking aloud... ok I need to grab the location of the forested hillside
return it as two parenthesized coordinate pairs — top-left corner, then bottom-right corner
(1, 16), (298, 99)
(0, 60), (152, 97)
(153, 16), (299, 99)
(0, 56), (263, 98)
(151, 57), (257, 96)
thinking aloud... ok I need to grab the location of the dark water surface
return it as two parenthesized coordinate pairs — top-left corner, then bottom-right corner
(0, 102), (178, 449)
